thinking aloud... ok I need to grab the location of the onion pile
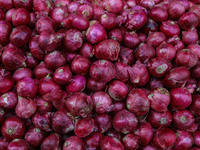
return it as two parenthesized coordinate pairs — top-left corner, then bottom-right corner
(0, 0), (200, 149)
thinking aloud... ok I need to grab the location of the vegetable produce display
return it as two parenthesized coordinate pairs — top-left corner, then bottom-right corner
(1, 0), (200, 149)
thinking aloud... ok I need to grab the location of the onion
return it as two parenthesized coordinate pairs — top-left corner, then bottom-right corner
(85, 132), (103, 150)
(170, 87), (192, 109)
(0, 92), (18, 109)
(147, 110), (172, 128)
(190, 95), (200, 116)
(90, 60), (116, 83)
(63, 136), (85, 150)
(95, 113), (112, 133)
(100, 136), (124, 150)
(149, 7), (168, 22)
(160, 20), (180, 37)
(41, 134), (60, 150)
(87, 78), (106, 92)
(152, 128), (176, 149)
(7, 139), (29, 150)
(119, 47), (135, 65)
(0, 21), (12, 46)
(12, 8), (30, 27)
(72, 14), (89, 31)
(92, 91), (113, 114)
(122, 133), (139, 150)
(168, 1), (186, 19)
(126, 88), (150, 116)
(66, 75), (86, 93)
(172, 109), (195, 130)
(77, 3), (94, 19)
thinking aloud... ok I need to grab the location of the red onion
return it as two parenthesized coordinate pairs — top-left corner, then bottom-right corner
(142, 19), (158, 34)
(77, 3), (94, 19)
(15, 97), (37, 119)
(126, 88), (150, 116)
(0, 21), (12, 46)
(107, 80), (128, 101)
(86, 23), (107, 44)
(147, 57), (171, 78)
(92, 91), (113, 114)
(90, 60), (116, 83)
(148, 87), (170, 112)
(44, 50), (66, 70)
(10, 25), (32, 47)
(67, 1), (80, 14)
(114, 62), (129, 82)
(95, 113), (112, 133)
(71, 55), (91, 75)
(147, 31), (166, 48)
(175, 49), (198, 68)
(12, 8), (30, 27)
(1, 116), (25, 140)
(33, 0), (53, 18)
(5, 8), (16, 22)
(34, 62), (53, 79)
(32, 112), (52, 132)
(160, 20), (180, 37)
(122, 133), (139, 150)
(25, 127), (45, 147)
(190, 95), (200, 116)
(51, 109), (74, 134)
(34, 96), (53, 112)
(0, 137), (9, 150)
(72, 14), (89, 31)
(140, 145), (157, 150)
(66, 75), (86, 93)
(168, 1), (186, 19)
(74, 117), (95, 137)
(94, 39), (120, 61)
(50, 7), (68, 27)
(194, 131), (200, 146)
(113, 109), (138, 134)
(156, 42), (176, 61)
(85, 132), (103, 150)
(136, 43), (155, 63)
(128, 61), (149, 86)
(65, 92), (93, 118)
(0, 0), (13, 10)
(147, 77), (163, 90)
(2, 46), (26, 70)
(63, 136), (85, 150)
(100, 136), (124, 150)
(182, 30), (198, 45)
(103, 0), (124, 14)
(147, 110), (172, 128)
(79, 43), (94, 58)
(87, 78), (106, 92)
(64, 29), (83, 52)
(41, 134), (60, 150)
(149, 7), (168, 22)
(172, 109), (195, 130)
(152, 128), (176, 149)
(187, 43), (200, 59)
(16, 77), (37, 99)
(119, 47), (135, 65)
(173, 130), (194, 150)
(100, 13), (116, 30)
(179, 12), (199, 30)
(184, 78), (197, 94)
(36, 17), (57, 34)
(170, 87), (192, 109)
(163, 66), (190, 88)
(108, 28), (124, 43)
(124, 31), (140, 49)
(125, 10), (147, 30)
(0, 92), (18, 109)
(7, 139), (29, 150)
(135, 122), (153, 145)
(13, 0), (32, 11)
(167, 35), (185, 51)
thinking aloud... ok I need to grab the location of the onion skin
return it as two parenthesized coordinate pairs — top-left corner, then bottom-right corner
(170, 87), (192, 110)
(163, 66), (190, 88)
(115, 62), (129, 82)
(194, 131), (200, 146)
(0, 92), (18, 109)
(126, 88), (150, 116)
(119, 47), (135, 65)
(148, 87), (170, 112)
(12, 8), (30, 27)
(113, 109), (138, 134)
(85, 132), (103, 150)
(189, 95), (200, 116)
(95, 113), (112, 133)
(152, 128), (176, 149)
